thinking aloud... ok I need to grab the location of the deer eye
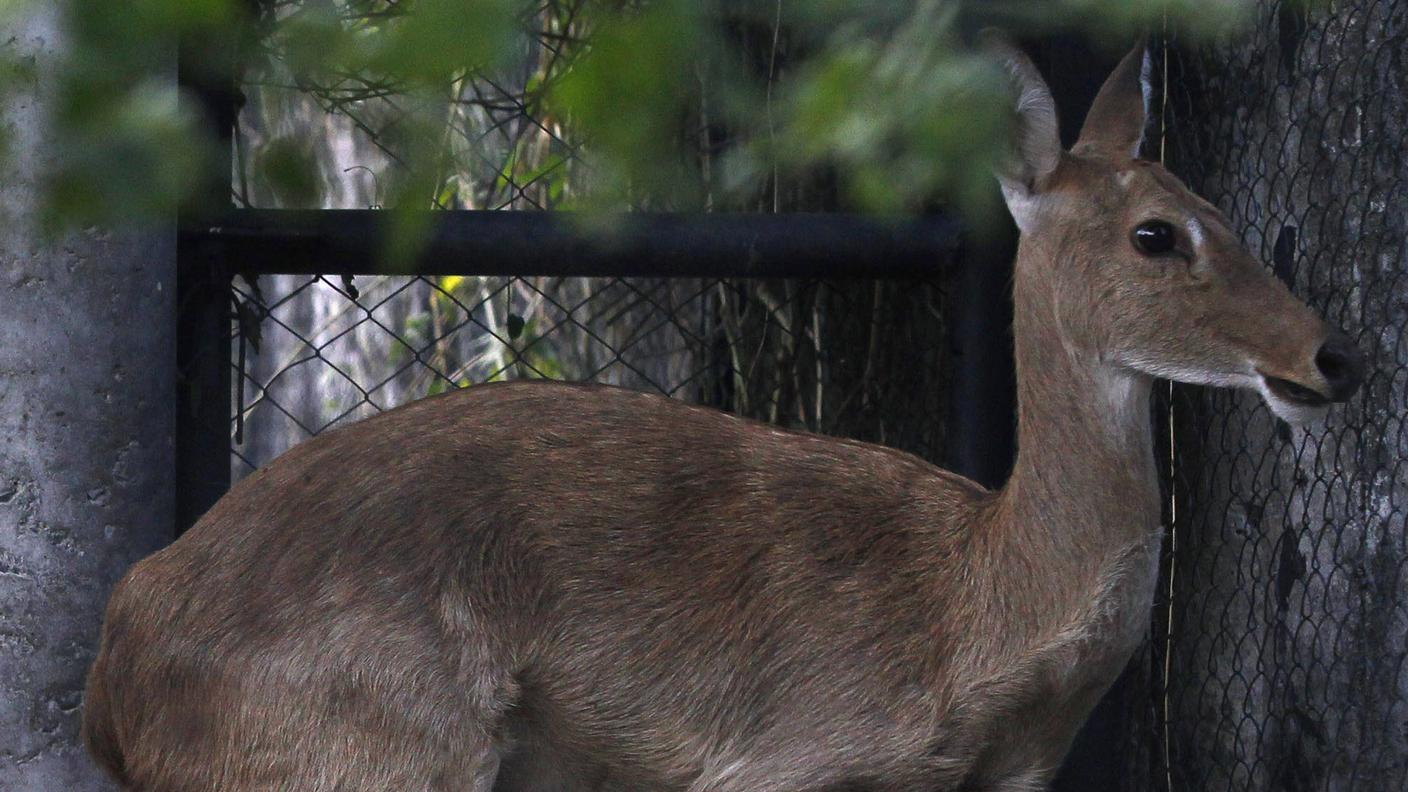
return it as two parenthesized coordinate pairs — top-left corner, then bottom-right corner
(1132, 220), (1178, 256)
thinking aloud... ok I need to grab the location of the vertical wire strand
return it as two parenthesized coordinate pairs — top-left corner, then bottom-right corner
(1158, 10), (1178, 791)
(766, 0), (783, 214)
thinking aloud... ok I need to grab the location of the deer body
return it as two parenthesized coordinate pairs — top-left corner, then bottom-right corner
(83, 42), (1363, 792)
(85, 382), (1158, 791)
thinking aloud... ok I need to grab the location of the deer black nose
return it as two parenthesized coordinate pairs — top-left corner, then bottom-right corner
(1315, 332), (1365, 402)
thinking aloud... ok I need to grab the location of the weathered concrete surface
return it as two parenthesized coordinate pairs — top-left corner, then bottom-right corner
(0, 8), (175, 791)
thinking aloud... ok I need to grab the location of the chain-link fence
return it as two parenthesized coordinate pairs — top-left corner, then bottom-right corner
(1123, 2), (1408, 790)
(228, 273), (950, 478)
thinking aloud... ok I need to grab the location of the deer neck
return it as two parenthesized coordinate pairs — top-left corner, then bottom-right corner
(996, 240), (1162, 580)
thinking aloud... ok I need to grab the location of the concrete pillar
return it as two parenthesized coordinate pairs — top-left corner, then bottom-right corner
(0, 8), (176, 790)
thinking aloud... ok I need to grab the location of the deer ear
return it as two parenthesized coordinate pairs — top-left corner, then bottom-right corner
(1074, 42), (1150, 158)
(982, 33), (1061, 222)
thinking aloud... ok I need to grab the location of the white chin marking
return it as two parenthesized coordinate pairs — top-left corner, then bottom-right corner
(1257, 381), (1330, 426)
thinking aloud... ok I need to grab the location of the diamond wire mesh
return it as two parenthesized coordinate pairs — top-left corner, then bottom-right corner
(1127, 2), (1408, 790)
(228, 274), (949, 480)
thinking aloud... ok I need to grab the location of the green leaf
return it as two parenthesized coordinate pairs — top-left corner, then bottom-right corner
(362, 0), (520, 85)
(254, 137), (321, 208)
(547, 0), (714, 205)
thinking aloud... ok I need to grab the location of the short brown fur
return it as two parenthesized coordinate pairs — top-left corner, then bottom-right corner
(83, 43), (1361, 791)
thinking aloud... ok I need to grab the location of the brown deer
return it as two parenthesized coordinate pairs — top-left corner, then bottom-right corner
(83, 41), (1364, 791)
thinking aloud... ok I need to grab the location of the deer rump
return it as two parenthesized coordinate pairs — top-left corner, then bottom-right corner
(83, 381), (1116, 792)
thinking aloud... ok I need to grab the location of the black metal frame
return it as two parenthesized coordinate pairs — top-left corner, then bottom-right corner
(174, 92), (1019, 536)
(176, 206), (1015, 517)
(175, 18), (243, 533)
(184, 210), (966, 279)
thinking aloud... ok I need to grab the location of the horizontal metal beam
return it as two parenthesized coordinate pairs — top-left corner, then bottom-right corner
(180, 209), (964, 279)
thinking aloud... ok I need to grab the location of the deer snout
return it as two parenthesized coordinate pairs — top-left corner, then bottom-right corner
(1315, 331), (1365, 402)
(1256, 328), (1364, 422)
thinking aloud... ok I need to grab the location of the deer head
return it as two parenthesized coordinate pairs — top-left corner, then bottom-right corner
(988, 37), (1364, 424)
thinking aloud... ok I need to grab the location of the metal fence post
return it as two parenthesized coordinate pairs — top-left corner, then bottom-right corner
(175, 15), (243, 533)
(175, 245), (231, 533)
(943, 233), (1017, 490)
